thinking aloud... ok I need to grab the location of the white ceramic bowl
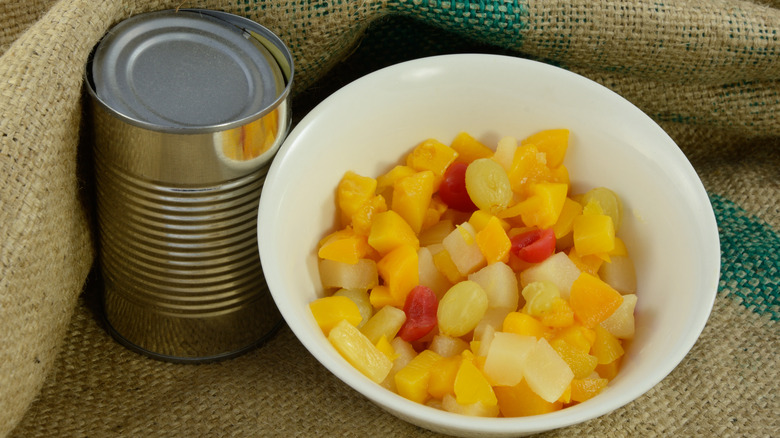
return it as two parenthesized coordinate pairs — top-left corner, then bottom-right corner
(257, 54), (720, 437)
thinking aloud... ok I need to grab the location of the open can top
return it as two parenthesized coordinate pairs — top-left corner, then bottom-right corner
(88, 9), (293, 133)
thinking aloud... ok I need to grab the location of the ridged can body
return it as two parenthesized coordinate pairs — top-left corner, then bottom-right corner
(87, 9), (293, 362)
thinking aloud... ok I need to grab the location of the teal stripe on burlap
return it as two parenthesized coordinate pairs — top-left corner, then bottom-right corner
(388, 0), (530, 48)
(711, 193), (779, 320)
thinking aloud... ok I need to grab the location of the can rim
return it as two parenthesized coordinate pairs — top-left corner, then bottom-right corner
(85, 8), (294, 134)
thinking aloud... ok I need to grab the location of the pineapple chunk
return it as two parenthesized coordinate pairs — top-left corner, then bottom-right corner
(429, 334), (469, 358)
(468, 261), (519, 311)
(328, 320), (393, 384)
(360, 305), (406, 344)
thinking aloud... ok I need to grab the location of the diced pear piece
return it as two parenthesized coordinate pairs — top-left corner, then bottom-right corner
(442, 393), (500, 418)
(319, 258), (378, 290)
(598, 255), (638, 294)
(519, 251), (581, 299)
(522, 338), (574, 403)
(483, 332), (536, 387)
(600, 294), (637, 340)
(360, 305), (406, 344)
(442, 222), (486, 276)
(418, 246), (452, 299)
(429, 334), (470, 358)
(468, 261), (519, 311)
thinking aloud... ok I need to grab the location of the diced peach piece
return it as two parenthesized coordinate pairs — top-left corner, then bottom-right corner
(368, 285), (400, 309)
(591, 325), (625, 365)
(551, 197), (583, 239)
(468, 210), (510, 233)
(309, 296), (363, 335)
(377, 244), (419, 304)
(395, 349), (442, 403)
(376, 165), (416, 200)
(520, 128), (570, 168)
(595, 357), (621, 380)
(515, 182), (568, 229)
(351, 194), (387, 236)
(450, 132), (494, 164)
(392, 170), (435, 234)
(569, 272), (624, 328)
(319, 258), (378, 290)
(522, 338), (574, 403)
(468, 261), (519, 311)
(553, 323), (597, 354)
(368, 210), (419, 256)
(538, 298), (575, 328)
(318, 228), (372, 264)
(573, 213), (615, 256)
(570, 378), (609, 403)
(360, 305), (406, 344)
(494, 379), (563, 417)
(328, 319), (393, 384)
(483, 332), (536, 387)
(428, 355), (462, 399)
(567, 247), (604, 276)
(503, 312), (547, 340)
(507, 143), (553, 197)
(421, 196), (448, 231)
(406, 138), (459, 188)
(454, 351), (497, 406)
(475, 216), (512, 264)
(337, 171), (377, 226)
(581, 187), (623, 232)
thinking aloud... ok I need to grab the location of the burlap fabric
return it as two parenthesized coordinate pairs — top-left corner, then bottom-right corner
(1, 0), (777, 436)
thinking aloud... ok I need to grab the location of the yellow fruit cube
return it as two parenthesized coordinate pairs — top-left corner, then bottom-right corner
(538, 298), (575, 328)
(570, 378), (609, 403)
(377, 244), (419, 304)
(309, 295), (363, 335)
(451, 132), (494, 164)
(395, 349), (443, 404)
(428, 355), (462, 399)
(319, 258), (378, 291)
(432, 248), (465, 284)
(360, 304), (407, 344)
(377, 165), (416, 199)
(591, 325), (625, 365)
(569, 272), (623, 328)
(551, 197), (583, 239)
(375, 335), (398, 361)
(502, 312), (547, 340)
(392, 171), (435, 234)
(421, 196), (448, 232)
(367, 210), (419, 256)
(516, 182), (568, 229)
(550, 338), (599, 379)
(351, 194), (387, 236)
(454, 352), (497, 406)
(495, 379), (563, 417)
(475, 216), (511, 264)
(337, 171), (377, 225)
(573, 213), (615, 256)
(318, 228), (372, 264)
(406, 138), (459, 187)
(507, 144), (553, 197)
(553, 323), (597, 354)
(368, 285), (401, 309)
(328, 319), (393, 384)
(520, 129), (569, 168)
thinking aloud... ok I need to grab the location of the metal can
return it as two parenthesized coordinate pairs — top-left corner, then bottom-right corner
(86, 9), (293, 362)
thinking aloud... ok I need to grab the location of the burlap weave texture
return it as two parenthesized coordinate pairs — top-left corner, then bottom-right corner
(1, 0), (777, 436)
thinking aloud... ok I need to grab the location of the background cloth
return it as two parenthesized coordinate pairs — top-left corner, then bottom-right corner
(1, 0), (778, 436)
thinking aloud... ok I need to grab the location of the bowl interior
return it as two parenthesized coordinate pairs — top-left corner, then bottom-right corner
(257, 54), (720, 436)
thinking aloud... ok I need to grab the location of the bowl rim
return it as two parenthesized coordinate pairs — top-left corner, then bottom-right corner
(257, 53), (720, 435)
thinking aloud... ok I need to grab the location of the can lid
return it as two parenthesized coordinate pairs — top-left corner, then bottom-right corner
(90, 9), (287, 131)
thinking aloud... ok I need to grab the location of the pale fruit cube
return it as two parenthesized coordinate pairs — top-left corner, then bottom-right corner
(483, 332), (536, 387)
(600, 293), (637, 339)
(473, 308), (511, 342)
(360, 305), (406, 344)
(522, 338), (575, 403)
(491, 136), (518, 171)
(418, 246), (453, 299)
(419, 219), (455, 247)
(473, 323), (495, 358)
(598, 255), (637, 294)
(382, 337), (417, 392)
(441, 393), (500, 418)
(442, 222), (486, 276)
(519, 251), (581, 299)
(319, 258), (378, 290)
(328, 320), (393, 384)
(438, 280), (489, 337)
(333, 288), (373, 329)
(468, 262), (519, 311)
(429, 334), (470, 358)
